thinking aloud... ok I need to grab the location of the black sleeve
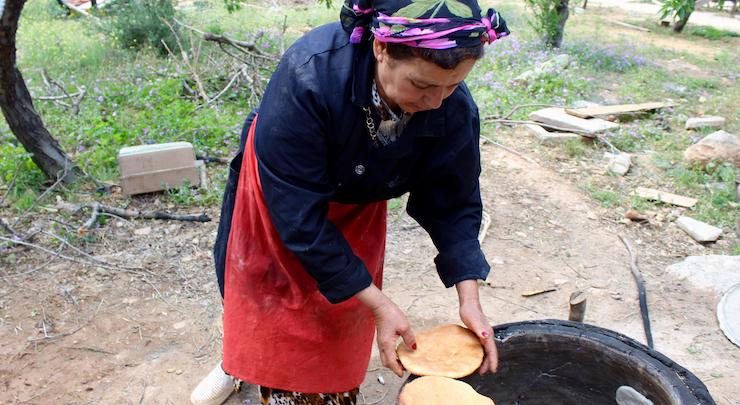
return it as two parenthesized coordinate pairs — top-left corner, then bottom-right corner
(253, 54), (372, 304)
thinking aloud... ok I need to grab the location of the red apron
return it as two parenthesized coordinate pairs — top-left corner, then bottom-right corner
(222, 117), (387, 393)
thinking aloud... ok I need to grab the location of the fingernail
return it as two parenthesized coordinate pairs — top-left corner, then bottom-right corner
(412, 343), (417, 350)
(482, 331), (489, 338)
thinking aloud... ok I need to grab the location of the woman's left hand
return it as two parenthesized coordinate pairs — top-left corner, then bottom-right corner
(456, 279), (498, 375)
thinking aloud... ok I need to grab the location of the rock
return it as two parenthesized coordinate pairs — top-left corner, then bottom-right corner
(570, 100), (600, 109)
(683, 130), (740, 168)
(134, 226), (152, 236)
(663, 83), (688, 96)
(524, 124), (581, 145)
(541, 54), (572, 71)
(512, 54), (572, 86)
(675, 216), (722, 242)
(666, 255), (740, 295)
(685, 116), (726, 130)
(604, 152), (631, 175)
(173, 321), (187, 330)
(616, 386), (654, 405)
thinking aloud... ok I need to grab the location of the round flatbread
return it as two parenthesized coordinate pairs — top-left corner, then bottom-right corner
(399, 376), (494, 405)
(397, 324), (484, 378)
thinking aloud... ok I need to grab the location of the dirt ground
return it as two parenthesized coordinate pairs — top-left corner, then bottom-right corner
(1, 120), (738, 404)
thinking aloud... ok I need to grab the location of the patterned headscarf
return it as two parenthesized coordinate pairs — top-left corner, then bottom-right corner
(340, 0), (510, 49)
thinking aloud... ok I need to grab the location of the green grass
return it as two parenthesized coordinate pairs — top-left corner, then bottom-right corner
(686, 26), (740, 40)
(583, 183), (622, 208)
(562, 139), (588, 158)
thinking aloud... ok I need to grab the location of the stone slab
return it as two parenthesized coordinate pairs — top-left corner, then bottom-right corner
(676, 216), (723, 242)
(524, 124), (581, 145)
(530, 108), (619, 135)
(685, 116), (726, 130)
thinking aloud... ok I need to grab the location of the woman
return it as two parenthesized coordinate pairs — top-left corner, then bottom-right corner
(196, 0), (509, 403)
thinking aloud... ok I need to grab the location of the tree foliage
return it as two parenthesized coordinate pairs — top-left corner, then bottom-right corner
(659, 0), (695, 33)
(524, 0), (570, 48)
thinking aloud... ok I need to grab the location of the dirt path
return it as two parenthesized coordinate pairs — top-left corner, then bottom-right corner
(1, 125), (737, 404)
(588, 0), (740, 33)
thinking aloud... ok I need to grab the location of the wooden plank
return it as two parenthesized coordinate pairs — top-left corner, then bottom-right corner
(633, 187), (697, 208)
(529, 108), (619, 135)
(565, 102), (673, 119)
(611, 20), (650, 32)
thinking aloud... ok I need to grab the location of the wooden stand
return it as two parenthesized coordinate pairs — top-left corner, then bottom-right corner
(568, 291), (587, 322)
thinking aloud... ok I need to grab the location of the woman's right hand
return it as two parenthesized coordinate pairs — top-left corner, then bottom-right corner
(357, 284), (416, 377)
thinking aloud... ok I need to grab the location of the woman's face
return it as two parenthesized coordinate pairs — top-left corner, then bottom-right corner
(373, 41), (477, 114)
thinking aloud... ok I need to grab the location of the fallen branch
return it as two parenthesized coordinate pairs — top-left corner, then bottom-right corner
(35, 91), (83, 101)
(0, 217), (18, 237)
(0, 235), (145, 274)
(204, 67), (243, 107)
(483, 118), (621, 155)
(201, 32), (278, 62)
(2, 244), (65, 279)
(40, 70), (85, 114)
(57, 202), (211, 232)
(195, 155), (230, 164)
(27, 298), (104, 344)
(618, 234), (654, 349)
(496, 103), (564, 121)
(481, 135), (538, 165)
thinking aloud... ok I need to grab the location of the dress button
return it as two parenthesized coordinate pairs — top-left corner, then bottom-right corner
(354, 164), (365, 175)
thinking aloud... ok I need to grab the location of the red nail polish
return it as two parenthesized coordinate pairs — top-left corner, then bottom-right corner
(412, 343), (417, 350)
(482, 331), (489, 338)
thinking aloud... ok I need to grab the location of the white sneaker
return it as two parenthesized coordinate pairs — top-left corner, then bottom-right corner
(190, 362), (239, 405)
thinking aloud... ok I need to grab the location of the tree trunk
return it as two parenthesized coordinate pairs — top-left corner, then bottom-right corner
(0, 0), (82, 184)
(550, 0), (570, 48)
(673, 10), (692, 32)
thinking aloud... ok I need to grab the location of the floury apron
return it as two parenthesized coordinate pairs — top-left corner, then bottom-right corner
(222, 116), (387, 393)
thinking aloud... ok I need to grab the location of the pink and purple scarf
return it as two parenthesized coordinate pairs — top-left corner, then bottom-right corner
(340, 0), (510, 49)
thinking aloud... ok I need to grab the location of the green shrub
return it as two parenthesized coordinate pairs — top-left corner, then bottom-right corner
(101, 0), (180, 56)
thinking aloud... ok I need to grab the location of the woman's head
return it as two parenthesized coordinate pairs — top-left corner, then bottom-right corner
(373, 41), (478, 112)
(341, 0), (509, 112)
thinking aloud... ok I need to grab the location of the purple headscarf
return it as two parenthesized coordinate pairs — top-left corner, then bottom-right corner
(340, 0), (510, 49)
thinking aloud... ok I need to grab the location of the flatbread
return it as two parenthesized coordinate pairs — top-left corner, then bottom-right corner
(399, 376), (494, 405)
(397, 324), (483, 378)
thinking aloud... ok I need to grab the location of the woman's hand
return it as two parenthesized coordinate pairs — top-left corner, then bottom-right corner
(456, 279), (498, 375)
(357, 284), (416, 377)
